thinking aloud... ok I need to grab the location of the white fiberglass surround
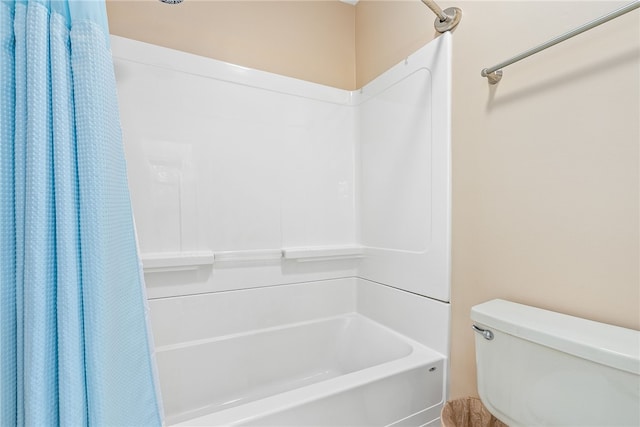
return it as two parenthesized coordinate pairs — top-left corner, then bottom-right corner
(112, 33), (452, 426)
(112, 32), (452, 302)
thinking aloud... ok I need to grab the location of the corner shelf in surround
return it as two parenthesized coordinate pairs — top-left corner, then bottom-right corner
(141, 251), (215, 273)
(282, 245), (364, 262)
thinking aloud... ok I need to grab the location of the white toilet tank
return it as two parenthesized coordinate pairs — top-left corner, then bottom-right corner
(471, 299), (640, 427)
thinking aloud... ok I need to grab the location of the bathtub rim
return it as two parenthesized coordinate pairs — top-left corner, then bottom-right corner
(175, 349), (445, 426)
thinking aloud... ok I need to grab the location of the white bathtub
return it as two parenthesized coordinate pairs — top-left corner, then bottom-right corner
(157, 313), (446, 426)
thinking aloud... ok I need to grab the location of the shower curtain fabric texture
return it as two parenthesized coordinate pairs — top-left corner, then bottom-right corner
(0, 0), (161, 425)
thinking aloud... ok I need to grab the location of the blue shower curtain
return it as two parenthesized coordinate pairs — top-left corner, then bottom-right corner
(0, 0), (162, 425)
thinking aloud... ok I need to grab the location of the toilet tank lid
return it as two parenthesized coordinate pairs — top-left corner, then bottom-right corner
(471, 299), (640, 375)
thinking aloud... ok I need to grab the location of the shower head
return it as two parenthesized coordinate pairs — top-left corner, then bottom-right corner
(159, 0), (183, 4)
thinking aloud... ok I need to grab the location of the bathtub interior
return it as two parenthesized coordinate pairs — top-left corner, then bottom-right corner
(151, 279), (450, 425)
(156, 313), (414, 422)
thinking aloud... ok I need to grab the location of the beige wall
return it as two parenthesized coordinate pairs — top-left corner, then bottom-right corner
(356, 0), (639, 398)
(106, 0), (356, 89)
(107, 0), (640, 400)
(356, 0), (435, 86)
(447, 1), (639, 398)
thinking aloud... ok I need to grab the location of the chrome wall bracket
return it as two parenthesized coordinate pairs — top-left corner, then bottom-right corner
(481, 69), (503, 85)
(421, 1), (462, 33)
(434, 7), (462, 33)
(472, 324), (494, 340)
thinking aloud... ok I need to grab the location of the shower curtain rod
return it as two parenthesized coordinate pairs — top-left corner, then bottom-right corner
(481, 1), (640, 84)
(421, 0), (462, 33)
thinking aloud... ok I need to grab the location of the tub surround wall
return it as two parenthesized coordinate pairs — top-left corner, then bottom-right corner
(149, 279), (357, 348)
(114, 34), (452, 425)
(357, 37), (451, 302)
(113, 33), (451, 302)
(113, 35), (359, 299)
(356, 279), (450, 356)
(150, 278), (450, 361)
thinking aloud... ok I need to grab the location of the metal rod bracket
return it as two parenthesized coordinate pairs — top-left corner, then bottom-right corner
(481, 68), (503, 85)
(434, 7), (462, 33)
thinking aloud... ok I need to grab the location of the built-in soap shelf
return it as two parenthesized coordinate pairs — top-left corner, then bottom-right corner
(282, 246), (364, 262)
(141, 245), (364, 272)
(141, 251), (216, 273)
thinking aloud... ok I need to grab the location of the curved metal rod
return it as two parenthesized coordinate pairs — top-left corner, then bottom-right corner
(482, 1), (640, 84)
(421, 0), (448, 22)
